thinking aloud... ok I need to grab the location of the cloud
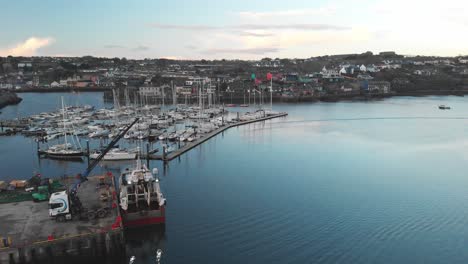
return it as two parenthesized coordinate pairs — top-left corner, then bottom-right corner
(0, 37), (54, 56)
(236, 24), (349, 31)
(148, 23), (348, 32)
(238, 7), (337, 18)
(238, 31), (274, 37)
(148, 23), (218, 31)
(104, 44), (126, 49)
(133, 45), (150, 51)
(201, 47), (281, 55)
(185, 45), (198, 50)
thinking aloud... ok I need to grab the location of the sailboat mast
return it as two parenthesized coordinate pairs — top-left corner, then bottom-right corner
(243, 80), (245, 105)
(172, 81), (176, 107)
(162, 85), (165, 110)
(61, 97), (68, 147)
(270, 78), (273, 110)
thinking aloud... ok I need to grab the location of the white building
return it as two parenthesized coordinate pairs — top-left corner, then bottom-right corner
(0, 83), (13, 89)
(339, 67), (347, 75)
(139, 86), (168, 96)
(366, 65), (379, 73)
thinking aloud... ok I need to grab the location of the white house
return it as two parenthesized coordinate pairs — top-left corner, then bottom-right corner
(366, 65), (379, 73)
(50, 81), (60, 87)
(360, 64), (367, 72)
(339, 67), (347, 75)
(59, 80), (68, 86)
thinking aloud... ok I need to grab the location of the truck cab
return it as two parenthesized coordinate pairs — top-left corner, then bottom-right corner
(49, 191), (72, 222)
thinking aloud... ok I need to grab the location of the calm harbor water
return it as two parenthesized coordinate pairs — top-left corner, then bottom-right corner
(2, 93), (468, 263)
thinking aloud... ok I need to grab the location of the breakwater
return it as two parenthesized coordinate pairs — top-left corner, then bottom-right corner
(0, 92), (22, 109)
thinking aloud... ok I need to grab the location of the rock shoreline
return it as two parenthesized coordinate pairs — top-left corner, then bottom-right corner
(0, 92), (22, 109)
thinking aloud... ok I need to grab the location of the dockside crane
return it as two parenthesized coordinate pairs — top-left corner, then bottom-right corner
(50, 118), (140, 222)
(81, 117), (140, 182)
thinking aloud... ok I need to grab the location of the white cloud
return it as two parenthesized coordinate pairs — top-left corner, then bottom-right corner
(146, 0), (468, 58)
(0, 37), (54, 56)
(238, 6), (337, 19)
(362, 0), (468, 56)
(201, 47), (281, 55)
(149, 23), (348, 31)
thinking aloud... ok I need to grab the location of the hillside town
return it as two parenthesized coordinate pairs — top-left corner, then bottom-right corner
(2, 51), (468, 105)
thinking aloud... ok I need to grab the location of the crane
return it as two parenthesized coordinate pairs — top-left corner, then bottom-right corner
(49, 118), (141, 222)
(69, 118), (140, 207)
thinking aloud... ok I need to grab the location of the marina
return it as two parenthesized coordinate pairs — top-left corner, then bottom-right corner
(2, 0), (468, 262)
(0, 92), (287, 263)
(3, 93), (468, 263)
(0, 90), (287, 164)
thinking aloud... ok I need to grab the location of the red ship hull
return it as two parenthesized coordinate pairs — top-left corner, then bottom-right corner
(121, 206), (166, 228)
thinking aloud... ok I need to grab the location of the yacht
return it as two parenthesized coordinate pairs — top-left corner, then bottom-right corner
(44, 97), (84, 159)
(90, 148), (136, 161)
(44, 143), (84, 159)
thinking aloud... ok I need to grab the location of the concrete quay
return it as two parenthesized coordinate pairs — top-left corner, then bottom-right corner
(0, 176), (124, 263)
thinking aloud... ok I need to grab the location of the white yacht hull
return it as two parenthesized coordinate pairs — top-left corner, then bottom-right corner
(90, 152), (136, 161)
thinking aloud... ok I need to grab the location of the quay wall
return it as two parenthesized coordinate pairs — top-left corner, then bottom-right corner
(0, 229), (125, 264)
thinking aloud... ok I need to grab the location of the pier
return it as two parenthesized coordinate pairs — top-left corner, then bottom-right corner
(148, 112), (288, 161)
(0, 176), (125, 263)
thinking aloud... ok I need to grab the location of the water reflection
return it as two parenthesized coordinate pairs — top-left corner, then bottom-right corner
(125, 225), (166, 264)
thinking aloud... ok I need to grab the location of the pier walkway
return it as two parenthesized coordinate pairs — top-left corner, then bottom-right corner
(148, 112), (288, 161)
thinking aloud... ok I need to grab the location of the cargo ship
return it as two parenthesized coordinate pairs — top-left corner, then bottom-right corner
(119, 158), (166, 228)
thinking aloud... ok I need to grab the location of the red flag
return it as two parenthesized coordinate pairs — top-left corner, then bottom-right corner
(266, 72), (273, 81)
(255, 78), (262, 85)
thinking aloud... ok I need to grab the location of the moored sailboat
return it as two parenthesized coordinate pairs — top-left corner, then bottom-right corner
(44, 97), (84, 159)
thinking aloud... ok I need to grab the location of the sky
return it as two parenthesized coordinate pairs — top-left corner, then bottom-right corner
(1, 0), (468, 59)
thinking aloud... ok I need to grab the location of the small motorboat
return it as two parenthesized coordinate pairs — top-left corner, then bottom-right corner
(439, 105), (451, 110)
